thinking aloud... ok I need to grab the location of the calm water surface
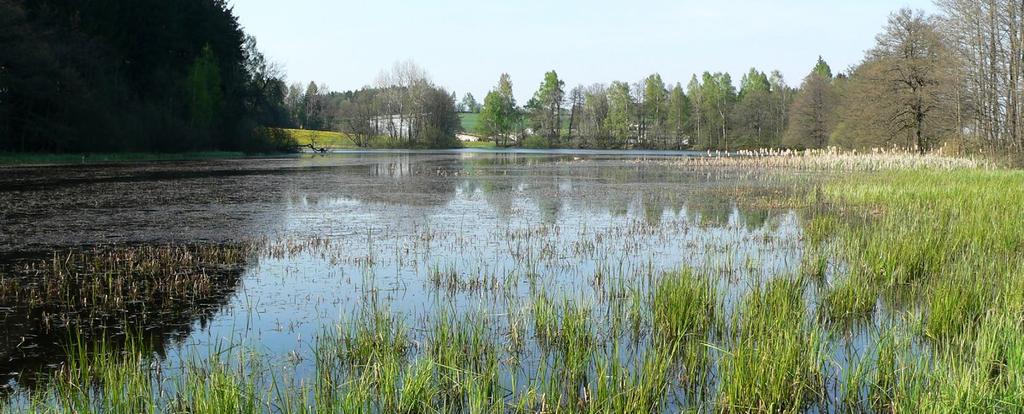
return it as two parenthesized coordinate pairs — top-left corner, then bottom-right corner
(0, 151), (808, 399)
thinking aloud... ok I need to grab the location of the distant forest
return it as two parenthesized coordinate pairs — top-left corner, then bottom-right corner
(0, 0), (294, 153)
(4, 2), (1024, 154)
(454, 5), (1024, 154)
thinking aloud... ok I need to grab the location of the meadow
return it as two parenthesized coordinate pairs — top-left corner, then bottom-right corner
(459, 112), (481, 134)
(283, 128), (360, 149)
(0, 151), (1020, 413)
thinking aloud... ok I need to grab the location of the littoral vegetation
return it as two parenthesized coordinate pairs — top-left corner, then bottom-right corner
(2, 152), (1024, 412)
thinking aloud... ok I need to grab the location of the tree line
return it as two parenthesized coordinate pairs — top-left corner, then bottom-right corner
(0, 0), (295, 153)
(283, 62), (461, 149)
(5, 2), (1022, 155)
(472, 6), (1021, 155)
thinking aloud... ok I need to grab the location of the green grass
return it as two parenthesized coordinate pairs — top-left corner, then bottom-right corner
(283, 128), (359, 149)
(461, 140), (496, 149)
(719, 277), (825, 412)
(522, 135), (551, 149)
(651, 269), (718, 347)
(814, 169), (1024, 410)
(458, 112), (481, 134)
(8, 158), (1024, 412)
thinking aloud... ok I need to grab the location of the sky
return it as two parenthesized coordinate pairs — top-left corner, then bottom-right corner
(231, 0), (940, 101)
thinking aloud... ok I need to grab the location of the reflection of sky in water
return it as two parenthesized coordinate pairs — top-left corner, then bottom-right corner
(163, 157), (805, 381)
(0, 152), (811, 393)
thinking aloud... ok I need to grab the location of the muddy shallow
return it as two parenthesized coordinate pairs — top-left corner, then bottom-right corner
(0, 151), (807, 398)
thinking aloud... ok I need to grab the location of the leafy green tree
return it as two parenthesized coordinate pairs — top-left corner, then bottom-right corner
(187, 45), (224, 129)
(734, 68), (776, 147)
(768, 70), (793, 139)
(732, 88), (773, 147)
(301, 82), (327, 130)
(243, 35), (290, 129)
(580, 84), (610, 147)
(460, 92), (480, 113)
(686, 75), (704, 148)
(1, 0), (295, 152)
(526, 70), (565, 140)
(479, 73), (520, 146)
(642, 74), (668, 146)
(666, 83), (691, 148)
(784, 63), (837, 149)
(604, 81), (634, 147)
(698, 72), (737, 149)
(813, 56), (834, 81)
(739, 68), (771, 97)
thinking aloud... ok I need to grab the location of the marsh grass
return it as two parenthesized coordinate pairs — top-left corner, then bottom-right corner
(812, 169), (1024, 411)
(7, 162), (1024, 412)
(650, 269), (718, 347)
(670, 147), (995, 171)
(3, 244), (253, 317)
(822, 271), (877, 323)
(718, 277), (825, 412)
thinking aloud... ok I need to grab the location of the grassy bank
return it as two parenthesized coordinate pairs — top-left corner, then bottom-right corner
(461, 140), (496, 149)
(282, 128), (359, 149)
(458, 112), (481, 134)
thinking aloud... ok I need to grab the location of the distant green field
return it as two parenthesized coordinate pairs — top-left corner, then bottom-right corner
(284, 128), (359, 149)
(461, 140), (496, 149)
(459, 113), (481, 134)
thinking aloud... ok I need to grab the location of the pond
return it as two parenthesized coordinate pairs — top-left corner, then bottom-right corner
(0, 151), (823, 411)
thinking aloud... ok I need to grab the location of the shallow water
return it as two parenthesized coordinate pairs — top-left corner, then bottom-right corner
(0, 152), (810, 404)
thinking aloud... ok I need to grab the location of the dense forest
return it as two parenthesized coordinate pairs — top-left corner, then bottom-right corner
(0, 0), (294, 153)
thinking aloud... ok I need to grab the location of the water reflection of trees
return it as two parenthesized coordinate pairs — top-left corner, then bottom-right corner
(454, 155), (786, 231)
(332, 152), (791, 232)
(0, 153), (802, 397)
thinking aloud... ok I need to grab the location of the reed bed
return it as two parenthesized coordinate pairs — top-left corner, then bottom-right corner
(667, 147), (995, 171)
(1, 244), (254, 314)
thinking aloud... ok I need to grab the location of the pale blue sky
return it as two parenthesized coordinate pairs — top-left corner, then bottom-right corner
(231, 0), (939, 100)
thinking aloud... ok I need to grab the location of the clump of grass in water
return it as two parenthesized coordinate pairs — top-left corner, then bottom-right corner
(923, 269), (989, 341)
(2, 244), (253, 325)
(589, 343), (675, 412)
(172, 352), (262, 413)
(650, 268), (718, 346)
(921, 311), (1024, 411)
(526, 295), (597, 409)
(867, 329), (927, 412)
(426, 309), (502, 412)
(718, 277), (825, 412)
(313, 301), (411, 411)
(48, 334), (157, 413)
(649, 268), (718, 390)
(822, 270), (877, 324)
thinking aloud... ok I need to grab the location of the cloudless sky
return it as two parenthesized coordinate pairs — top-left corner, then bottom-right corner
(231, 0), (939, 100)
